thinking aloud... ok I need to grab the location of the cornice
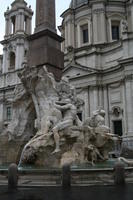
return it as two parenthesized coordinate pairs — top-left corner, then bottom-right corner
(1, 33), (28, 45)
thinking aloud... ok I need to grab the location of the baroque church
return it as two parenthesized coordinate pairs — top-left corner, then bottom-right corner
(0, 0), (133, 138)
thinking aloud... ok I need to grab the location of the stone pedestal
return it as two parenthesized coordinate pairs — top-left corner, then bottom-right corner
(28, 0), (64, 81)
(28, 30), (64, 81)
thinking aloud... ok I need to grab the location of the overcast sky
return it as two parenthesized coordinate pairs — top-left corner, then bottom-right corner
(0, 0), (71, 54)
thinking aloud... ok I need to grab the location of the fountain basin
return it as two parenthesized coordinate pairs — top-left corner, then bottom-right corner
(0, 159), (132, 187)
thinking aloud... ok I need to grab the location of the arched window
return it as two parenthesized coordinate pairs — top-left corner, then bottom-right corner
(9, 52), (15, 69)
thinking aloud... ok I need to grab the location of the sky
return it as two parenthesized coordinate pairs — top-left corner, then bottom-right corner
(0, 0), (71, 54)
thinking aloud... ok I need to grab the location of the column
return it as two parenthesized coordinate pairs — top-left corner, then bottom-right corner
(26, 17), (32, 34)
(77, 24), (81, 47)
(9, 19), (12, 35)
(20, 13), (24, 31)
(122, 83), (127, 136)
(125, 78), (133, 135)
(84, 88), (89, 119)
(88, 20), (91, 44)
(92, 12), (98, 43)
(100, 12), (107, 43)
(131, 4), (133, 32)
(2, 47), (8, 73)
(103, 85), (109, 126)
(92, 2), (106, 44)
(108, 19), (112, 42)
(0, 101), (4, 125)
(5, 17), (9, 36)
(89, 86), (98, 115)
(15, 15), (19, 32)
(67, 21), (71, 47)
(71, 18), (75, 47)
(17, 13), (21, 31)
(98, 86), (103, 107)
(65, 23), (68, 49)
(16, 44), (24, 69)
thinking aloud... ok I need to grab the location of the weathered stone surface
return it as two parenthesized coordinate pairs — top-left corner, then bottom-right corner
(28, 0), (64, 81)
(35, 0), (56, 33)
(17, 66), (114, 167)
(114, 161), (125, 185)
(2, 84), (36, 142)
(0, 65), (114, 167)
(0, 84), (36, 165)
(8, 163), (18, 189)
(28, 32), (64, 81)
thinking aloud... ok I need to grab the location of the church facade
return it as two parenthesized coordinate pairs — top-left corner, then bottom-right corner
(60, 0), (133, 137)
(0, 0), (133, 137)
(0, 0), (33, 130)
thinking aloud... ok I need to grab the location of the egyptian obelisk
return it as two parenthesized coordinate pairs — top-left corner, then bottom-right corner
(28, 0), (64, 80)
(35, 0), (56, 33)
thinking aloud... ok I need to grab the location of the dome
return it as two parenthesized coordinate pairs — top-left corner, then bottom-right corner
(69, 0), (88, 9)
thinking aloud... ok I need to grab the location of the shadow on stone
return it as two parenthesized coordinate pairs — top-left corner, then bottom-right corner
(62, 164), (71, 189)
(113, 161), (125, 185)
(8, 163), (18, 190)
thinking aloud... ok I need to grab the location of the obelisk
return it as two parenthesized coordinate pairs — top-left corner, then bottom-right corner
(35, 0), (56, 33)
(28, 0), (64, 80)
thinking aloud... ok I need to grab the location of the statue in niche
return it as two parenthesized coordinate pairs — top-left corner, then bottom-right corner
(122, 20), (128, 33)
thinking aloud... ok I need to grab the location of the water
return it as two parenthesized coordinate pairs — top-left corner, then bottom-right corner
(0, 184), (132, 200)
(71, 159), (117, 170)
(0, 158), (118, 172)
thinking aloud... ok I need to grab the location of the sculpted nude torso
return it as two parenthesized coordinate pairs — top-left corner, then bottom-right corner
(52, 100), (77, 153)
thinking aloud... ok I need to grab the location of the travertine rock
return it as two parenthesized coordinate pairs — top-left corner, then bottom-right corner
(17, 66), (114, 167)
(2, 65), (114, 167)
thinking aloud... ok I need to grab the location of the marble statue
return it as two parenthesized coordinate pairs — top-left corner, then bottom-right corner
(84, 144), (104, 166)
(118, 157), (133, 166)
(2, 84), (35, 142)
(122, 20), (128, 33)
(1, 64), (114, 167)
(52, 97), (80, 154)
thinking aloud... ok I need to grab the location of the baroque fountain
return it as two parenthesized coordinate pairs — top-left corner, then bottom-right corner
(0, 1), (133, 199)
(0, 65), (114, 168)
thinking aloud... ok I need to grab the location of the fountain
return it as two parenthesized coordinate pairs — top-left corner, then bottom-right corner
(0, 0), (133, 199)
(0, 64), (114, 169)
(16, 65), (114, 168)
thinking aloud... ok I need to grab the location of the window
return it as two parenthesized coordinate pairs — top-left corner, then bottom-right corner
(11, 16), (16, 34)
(81, 24), (89, 44)
(77, 112), (82, 121)
(6, 106), (12, 121)
(24, 50), (28, 57)
(24, 16), (27, 32)
(9, 52), (15, 69)
(111, 21), (120, 40)
(113, 120), (123, 136)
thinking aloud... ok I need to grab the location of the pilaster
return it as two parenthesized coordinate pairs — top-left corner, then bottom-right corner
(15, 41), (24, 69)
(92, 1), (107, 44)
(124, 76), (133, 135)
